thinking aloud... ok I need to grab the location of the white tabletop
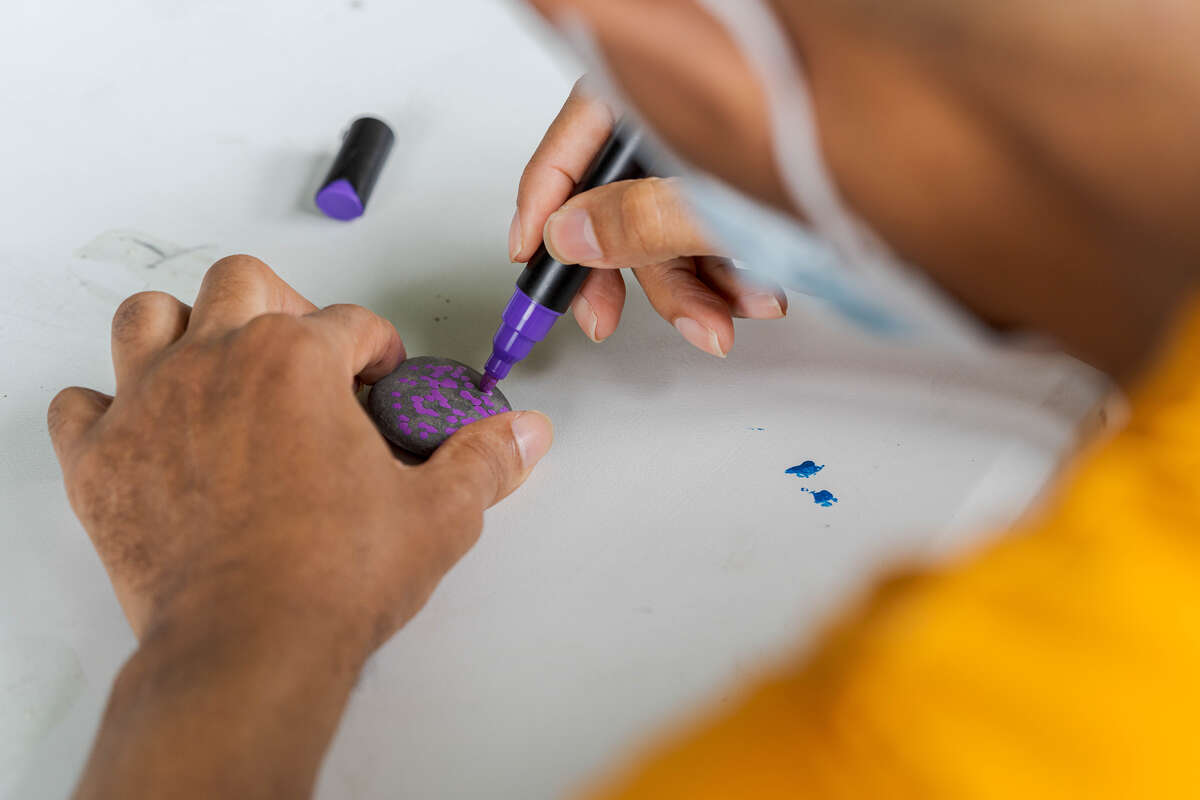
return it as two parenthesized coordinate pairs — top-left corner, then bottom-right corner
(0, 2), (1109, 797)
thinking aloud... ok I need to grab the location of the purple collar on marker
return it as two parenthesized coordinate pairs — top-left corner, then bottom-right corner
(481, 287), (562, 391)
(479, 126), (646, 392)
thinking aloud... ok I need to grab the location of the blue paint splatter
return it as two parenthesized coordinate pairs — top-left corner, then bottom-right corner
(785, 461), (838, 507)
(798, 488), (839, 507)
(809, 490), (838, 507)
(785, 461), (824, 479)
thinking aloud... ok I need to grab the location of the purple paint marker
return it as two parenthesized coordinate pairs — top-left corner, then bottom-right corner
(480, 123), (647, 393)
(315, 117), (394, 221)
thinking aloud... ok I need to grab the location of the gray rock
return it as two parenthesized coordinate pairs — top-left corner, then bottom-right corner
(367, 356), (512, 458)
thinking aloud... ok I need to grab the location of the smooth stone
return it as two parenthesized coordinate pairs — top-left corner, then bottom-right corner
(367, 356), (512, 458)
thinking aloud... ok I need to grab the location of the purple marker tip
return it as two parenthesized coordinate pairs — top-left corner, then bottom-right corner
(478, 372), (499, 394)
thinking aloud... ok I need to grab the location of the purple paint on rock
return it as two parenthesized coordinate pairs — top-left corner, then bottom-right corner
(412, 399), (439, 417)
(368, 356), (513, 457)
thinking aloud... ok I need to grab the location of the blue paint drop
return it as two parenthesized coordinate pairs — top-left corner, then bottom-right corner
(748, 427), (766, 431)
(785, 461), (824, 479)
(810, 490), (838, 507)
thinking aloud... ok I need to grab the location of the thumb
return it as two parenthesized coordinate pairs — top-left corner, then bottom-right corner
(543, 177), (718, 269)
(420, 411), (554, 511)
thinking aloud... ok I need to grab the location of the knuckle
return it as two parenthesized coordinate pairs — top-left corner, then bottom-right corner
(46, 388), (80, 435)
(201, 255), (273, 298)
(324, 305), (391, 354)
(457, 433), (508, 485)
(205, 254), (270, 283)
(237, 314), (327, 376)
(619, 179), (669, 258)
(285, 323), (328, 361)
(111, 291), (173, 340)
(586, 268), (625, 305)
(242, 313), (312, 351)
(452, 432), (516, 503)
(321, 303), (370, 327)
(240, 311), (302, 340)
(425, 433), (513, 513)
(567, 80), (614, 124)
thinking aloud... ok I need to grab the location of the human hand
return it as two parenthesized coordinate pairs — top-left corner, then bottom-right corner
(509, 82), (788, 359)
(48, 255), (553, 653)
(524, 1), (1200, 380)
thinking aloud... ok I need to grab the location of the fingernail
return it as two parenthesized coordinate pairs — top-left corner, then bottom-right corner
(739, 293), (785, 319)
(512, 411), (553, 470)
(573, 295), (602, 342)
(545, 208), (603, 263)
(508, 209), (523, 261)
(674, 317), (726, 358)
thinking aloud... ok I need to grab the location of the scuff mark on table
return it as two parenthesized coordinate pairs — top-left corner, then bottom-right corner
(75, 229), (215, 276)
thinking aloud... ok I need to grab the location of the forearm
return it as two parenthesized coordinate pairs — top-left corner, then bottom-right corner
(74, 611), (366, 800)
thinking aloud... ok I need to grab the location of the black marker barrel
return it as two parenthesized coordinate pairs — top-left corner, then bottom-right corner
(516, 125), (648, 312)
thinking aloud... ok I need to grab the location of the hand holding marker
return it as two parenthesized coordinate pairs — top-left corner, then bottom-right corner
(314, 115), (646, 457)
(314, 116), (649, 394)
(479, 123), (647, 393)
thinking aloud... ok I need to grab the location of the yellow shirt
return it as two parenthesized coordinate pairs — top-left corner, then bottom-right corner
(590, 301), (1200, 798)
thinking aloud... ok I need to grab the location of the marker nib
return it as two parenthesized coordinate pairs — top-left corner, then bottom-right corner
(478, 373), (499, 394)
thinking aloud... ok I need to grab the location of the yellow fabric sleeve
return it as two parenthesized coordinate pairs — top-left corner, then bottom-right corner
(586, 301), (1200, 799)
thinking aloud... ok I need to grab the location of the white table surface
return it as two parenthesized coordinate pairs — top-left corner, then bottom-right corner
(0, 2), (1110, 797)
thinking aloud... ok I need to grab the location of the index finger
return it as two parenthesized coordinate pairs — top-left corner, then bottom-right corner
(303, 304), (407, 385)
(511, 80), (616, 262)
(188, 255), (319, 338)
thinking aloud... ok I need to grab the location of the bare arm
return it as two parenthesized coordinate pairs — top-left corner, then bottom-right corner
(51, 256), (554, 798)
(76, 613), (361, 799)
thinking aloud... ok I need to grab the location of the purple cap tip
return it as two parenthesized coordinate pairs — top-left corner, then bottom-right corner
(315, 178), (364, 221)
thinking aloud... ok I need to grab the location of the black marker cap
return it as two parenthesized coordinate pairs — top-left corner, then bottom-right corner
(315, 116), (395, 220)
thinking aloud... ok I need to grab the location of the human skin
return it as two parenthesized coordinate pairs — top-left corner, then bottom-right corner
(521, 0), (1200, 382)
(50, 256), (552, 798)
(54, 1), (1200, 797)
